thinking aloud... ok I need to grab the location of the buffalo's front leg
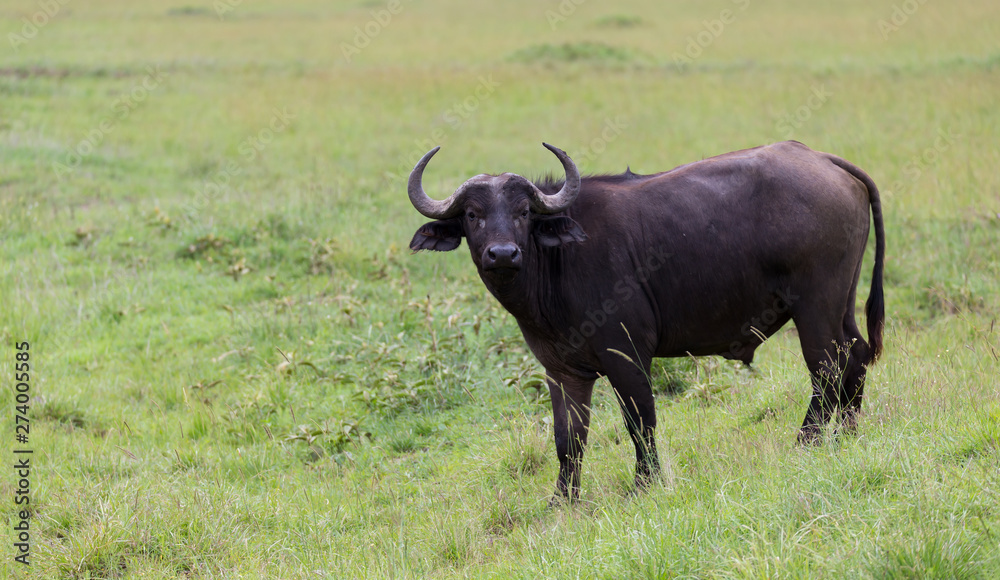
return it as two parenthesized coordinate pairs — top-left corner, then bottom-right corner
(599, 349), (660, 489)
(546, 372), (595, 502)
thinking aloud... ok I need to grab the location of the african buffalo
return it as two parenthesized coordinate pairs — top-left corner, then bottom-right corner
(407, 141), (885, 500)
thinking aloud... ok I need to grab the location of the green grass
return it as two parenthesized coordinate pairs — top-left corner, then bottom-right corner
(1, 0), (999, 577)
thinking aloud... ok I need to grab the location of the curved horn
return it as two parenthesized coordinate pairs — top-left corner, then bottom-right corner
(407, 146), (466, 219)
(529, 143), (581, 214)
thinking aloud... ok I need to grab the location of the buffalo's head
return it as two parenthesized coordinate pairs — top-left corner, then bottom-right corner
(407, 143), (588, 287)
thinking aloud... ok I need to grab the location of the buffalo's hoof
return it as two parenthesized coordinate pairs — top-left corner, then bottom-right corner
(548, 491), (578, 508)
(837, 410), (861, 437)
(633, 473), (657, 493)
(796, 426), (824, 446)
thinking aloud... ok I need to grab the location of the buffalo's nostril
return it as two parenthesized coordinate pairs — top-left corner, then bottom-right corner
(484, 243), (521, 270)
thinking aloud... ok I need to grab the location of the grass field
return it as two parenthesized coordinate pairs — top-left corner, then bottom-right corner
(1, 0), (999, 577)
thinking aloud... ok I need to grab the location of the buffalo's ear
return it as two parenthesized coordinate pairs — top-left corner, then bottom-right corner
(533, 216), (589, 247)
(410, 219), (464, 252)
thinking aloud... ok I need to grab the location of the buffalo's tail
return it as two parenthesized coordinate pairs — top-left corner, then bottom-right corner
(828, 155), (885, 365)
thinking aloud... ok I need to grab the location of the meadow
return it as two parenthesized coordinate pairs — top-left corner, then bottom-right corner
(1, 0), (999, 577)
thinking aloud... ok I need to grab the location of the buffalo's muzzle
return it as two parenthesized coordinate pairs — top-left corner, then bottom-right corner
(482, 243), (522, 271)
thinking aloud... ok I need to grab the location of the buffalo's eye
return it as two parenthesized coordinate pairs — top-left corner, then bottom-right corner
(520, 209), (529, 219)
(467, 211), (476, 222)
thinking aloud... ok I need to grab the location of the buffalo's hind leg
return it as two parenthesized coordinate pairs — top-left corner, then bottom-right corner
(793, 312), (850, 444)
(838, 316), (871, 435)
(546, 371), (595, 503)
